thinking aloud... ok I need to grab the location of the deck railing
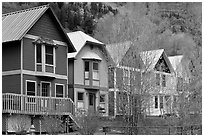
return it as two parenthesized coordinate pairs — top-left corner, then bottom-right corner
(2, 93), (75, 115)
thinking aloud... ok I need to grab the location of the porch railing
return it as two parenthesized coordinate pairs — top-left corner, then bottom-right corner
(2, 93), (75, 115)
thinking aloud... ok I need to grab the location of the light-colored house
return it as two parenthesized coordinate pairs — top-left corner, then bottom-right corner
(67, 31), (110, 116)
(106, 41), (180, 116)
(2, 5), (76, 134)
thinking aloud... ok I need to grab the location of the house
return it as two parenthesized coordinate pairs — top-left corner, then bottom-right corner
(67, 31), (110, 116)
(2, 5), (76, 134)
(106, 41), (178, 116)
(139, 49), (177, 116)
(106, 41), (142, 116)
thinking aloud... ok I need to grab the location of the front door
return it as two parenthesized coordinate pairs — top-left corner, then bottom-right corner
(41, 82), (51, 110)
(89, 93), (96, 112)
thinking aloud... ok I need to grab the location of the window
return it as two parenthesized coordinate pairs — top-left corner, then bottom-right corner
(160, 96), (163, 109)
(26, 81), (36, 102)
(84, 61), (100, 86)
(99, 94), (106, 110)
(155, 96), (158, 108)
(156, 74), (160, 86)
(123, 69), (130, 86)
(93, 62), (99, 80)
(78, 92), (84, 101)
(45, 46), (53, 65)
(56, 84), (64, 98)
(36, 44), (42, 63)
(41, 82), (50, 97)
(162, 75), (166, 87)
(77, 92), (84, 108)
(100, 95), (105, 103)
(36, 43), (55, 73)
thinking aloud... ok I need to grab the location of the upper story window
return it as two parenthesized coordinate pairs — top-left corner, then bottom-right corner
(45, 46), (54, 65)
(162, 74), (166, 87)
(37, 44), (42, 63)
(84, 60), (100, 87)
(34, 37), (56, 73)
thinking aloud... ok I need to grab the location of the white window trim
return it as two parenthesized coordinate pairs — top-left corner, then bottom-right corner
(26, 80), (37, 104)
(55, 83), (65, 98)
(40, 81), (51, 97)
(93, 61), (100, 80)
(35, 44), (56, 73)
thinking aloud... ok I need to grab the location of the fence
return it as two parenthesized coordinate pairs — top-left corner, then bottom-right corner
(103, 124), (202, 135)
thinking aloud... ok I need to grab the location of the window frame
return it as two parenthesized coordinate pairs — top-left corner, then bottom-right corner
(40, 81), (51, 97)
(55, 83), (65, 98)
(26, 80), (37, 103)
(77, 92), (84, 108)
(35, 44), (56, 72)
(45, 45), (54, 66)
(84, 60), (100, 86)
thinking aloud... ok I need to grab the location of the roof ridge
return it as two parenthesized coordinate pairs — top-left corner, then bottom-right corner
(2, 4), (49, 17)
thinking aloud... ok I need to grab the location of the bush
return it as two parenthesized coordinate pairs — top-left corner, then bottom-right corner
(41, 115), (64, 134)
(75, 110), (100, 135)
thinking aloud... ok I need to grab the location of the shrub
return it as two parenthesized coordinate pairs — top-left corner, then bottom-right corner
(75, 110), (100, 135)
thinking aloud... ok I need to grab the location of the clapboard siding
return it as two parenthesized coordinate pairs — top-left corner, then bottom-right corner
(23, 38), (35, 71)
(55, 45), (67, 75)
(2, 74), (21, 94)
(28, 10), (66, 42)
(23, 74), (67, 97)
(2, 41), (21, 71)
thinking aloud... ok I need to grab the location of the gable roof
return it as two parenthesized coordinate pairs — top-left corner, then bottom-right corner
(168, 55), (184, 77)
(2, 5), (76, 53)
(139, 49), (174, 73)
(67, 31), (104, 58)
(106, 41), (132, 65)
(139, 49), (164, 71)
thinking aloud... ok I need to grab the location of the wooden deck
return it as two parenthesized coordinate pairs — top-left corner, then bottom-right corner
(2, 93), (75, 115)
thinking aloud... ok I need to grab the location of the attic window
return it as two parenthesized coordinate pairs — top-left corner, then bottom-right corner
(155, 55), (171, 73)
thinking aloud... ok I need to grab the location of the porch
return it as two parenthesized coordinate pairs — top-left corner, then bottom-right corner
(2, 93), (75, 115)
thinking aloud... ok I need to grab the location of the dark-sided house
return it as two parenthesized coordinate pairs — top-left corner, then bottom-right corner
(2, 5), (76, 134)
(67, 31), (111, 116)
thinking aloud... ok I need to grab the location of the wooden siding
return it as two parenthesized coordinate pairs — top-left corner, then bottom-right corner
(68, 59), (74, 85)
(2, 74), (21, 94)
(2, 41), (21, 71)
(68, 87), (74, 102)
(23, 74), (67, 97)
(23, 38), (35, 71)
(55, 45), (67, 75)
(27, 10), (66, 42)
